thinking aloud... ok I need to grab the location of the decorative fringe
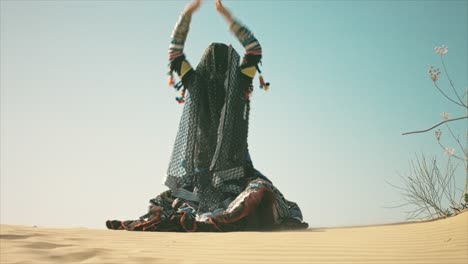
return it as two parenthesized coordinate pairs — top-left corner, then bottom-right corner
(256, 64), (270, 91)
(169, 61), (271, 105)
(259, 74), (270, 91)
(168, 70), (175, 87)
(175, 88), (186, 104)
(168, 68), (186, 104)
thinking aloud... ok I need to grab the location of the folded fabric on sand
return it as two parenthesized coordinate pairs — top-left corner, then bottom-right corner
(106, 178), (308, 232)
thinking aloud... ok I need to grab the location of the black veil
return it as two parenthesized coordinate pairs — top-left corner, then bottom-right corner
(165, 43), (254, 214)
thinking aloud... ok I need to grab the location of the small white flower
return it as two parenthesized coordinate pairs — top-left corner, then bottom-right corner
(429, 67), (441, 82)
(444, 147), (455, 156)
(442, 45), (448, 54)
(440, 112), (451, 121)
(434, 45), (448, 55)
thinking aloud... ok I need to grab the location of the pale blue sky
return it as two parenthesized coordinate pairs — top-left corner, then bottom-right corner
(1, 0), (467, 228)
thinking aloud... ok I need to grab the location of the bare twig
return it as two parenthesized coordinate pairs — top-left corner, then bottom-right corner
(444, 122), (468, 157)
(440, 56), (467, 108)
(402, 116), (468, 135)
(437, 141), (465, 161)
(433, 81), (466, 108)
(390, 155), (462, 219)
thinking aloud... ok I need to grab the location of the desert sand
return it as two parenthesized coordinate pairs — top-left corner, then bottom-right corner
(1, 211), (467, 264)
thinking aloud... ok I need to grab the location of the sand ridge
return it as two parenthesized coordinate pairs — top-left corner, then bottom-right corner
(1, 211), (467, 264)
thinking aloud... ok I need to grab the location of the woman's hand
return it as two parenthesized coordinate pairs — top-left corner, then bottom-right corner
(184, 0), (202, 15)
(215, 0), (234, 24)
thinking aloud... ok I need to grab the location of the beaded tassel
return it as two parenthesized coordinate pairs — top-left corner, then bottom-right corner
(175, 87), (186, 104)
(168, 69), (186, 104)
(259, 74), (270, 91)
(168, 70), (175, 87)
(256, 64), (270, 91)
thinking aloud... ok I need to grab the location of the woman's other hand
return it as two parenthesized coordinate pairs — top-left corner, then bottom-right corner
(215, 0), (234, 24)
(184, 0), (202, 15)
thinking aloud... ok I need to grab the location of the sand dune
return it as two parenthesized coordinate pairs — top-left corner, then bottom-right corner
(1, 212), (467, 264)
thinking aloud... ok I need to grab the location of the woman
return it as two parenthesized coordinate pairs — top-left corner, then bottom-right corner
(106, 0), (307, 232)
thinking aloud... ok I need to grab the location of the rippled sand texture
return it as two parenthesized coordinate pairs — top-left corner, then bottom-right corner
(1, 211), (467, 264)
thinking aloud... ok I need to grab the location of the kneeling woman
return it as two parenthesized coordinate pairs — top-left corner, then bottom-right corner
(106, 0), (308, 232)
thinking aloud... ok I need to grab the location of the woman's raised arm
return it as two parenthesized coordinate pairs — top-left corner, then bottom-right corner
(168, 0), (201, 80)
(215, 0), (262, 78)
(215, 0), (261, 56)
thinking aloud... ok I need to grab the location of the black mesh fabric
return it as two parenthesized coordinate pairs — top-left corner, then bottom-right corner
(165, 43), (252, 214)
